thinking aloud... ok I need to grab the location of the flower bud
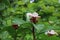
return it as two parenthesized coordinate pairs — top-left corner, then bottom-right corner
(12, 24), (18, 30)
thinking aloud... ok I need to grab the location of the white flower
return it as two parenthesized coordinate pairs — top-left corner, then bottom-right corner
(26, 13), (32, 16)
(30, 12), (39, 17)
(45, 30), (58, 35)
(26, 13), (32, 21)
(32, 12), (39, 17)
(30, 0), (34, 3)
(26, 12), (40, 21)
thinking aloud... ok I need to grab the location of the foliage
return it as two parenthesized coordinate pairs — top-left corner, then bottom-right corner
(0, 0), (60, 40)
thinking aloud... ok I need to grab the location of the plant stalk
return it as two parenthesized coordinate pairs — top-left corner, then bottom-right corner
(32, 26), (36, 40)
(14, 29), (17, 40)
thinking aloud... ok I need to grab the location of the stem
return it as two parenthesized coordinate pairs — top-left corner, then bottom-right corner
(32, 26), (36, 40)
(14, 30), (17, 40)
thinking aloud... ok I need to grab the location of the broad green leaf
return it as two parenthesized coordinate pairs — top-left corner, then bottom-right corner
(24, 34), (33, 40)
(1, 31), (13, 40)
(6, 19), (12, 26)
(16, 1), (25, 5)
(0, 3), (5, 10)
(12, 18), (26, 25)
(33, 24), (45, 32)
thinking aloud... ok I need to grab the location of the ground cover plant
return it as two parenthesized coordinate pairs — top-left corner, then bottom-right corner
(0, 0), (60, 40)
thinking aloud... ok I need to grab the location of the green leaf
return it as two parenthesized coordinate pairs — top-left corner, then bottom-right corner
(24, 34), (33, 40)
(6, 19), (12, 26)
(33, 24), (45, 32)
(16, 1), (25, 5)
(1, 31), (13, 40)
(0, 3), (5, 10)
(12, 18), (26, 25)
(22, 0), (29, 3)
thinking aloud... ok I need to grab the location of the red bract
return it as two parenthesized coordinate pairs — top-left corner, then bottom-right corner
(30, 17), (38, 24)
(12, 24), (18, 30)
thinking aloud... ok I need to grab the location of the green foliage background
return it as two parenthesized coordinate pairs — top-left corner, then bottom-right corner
(0, 0), (60, 40)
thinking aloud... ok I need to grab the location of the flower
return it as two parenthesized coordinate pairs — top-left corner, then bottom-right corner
(30, 12), (40, 17)
(30, 0), (34, 3)
(45, 30), (58, 36)
(30, 12), (40, 24)
(26, 13), (32, 21)
(26, 12), (40, 24)
(12, 24), (18, 30)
